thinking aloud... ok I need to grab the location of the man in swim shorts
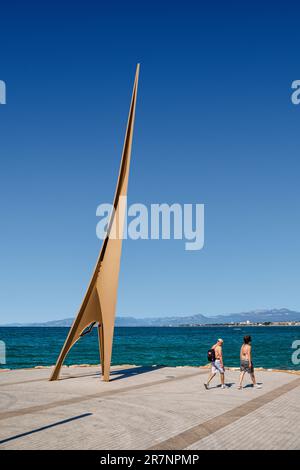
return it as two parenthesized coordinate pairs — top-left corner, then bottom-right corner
(238, 335), (262, 389)
(204, 338), (227, 390)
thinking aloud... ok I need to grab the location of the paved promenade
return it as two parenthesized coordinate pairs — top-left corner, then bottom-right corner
(0, 365), (299, 450)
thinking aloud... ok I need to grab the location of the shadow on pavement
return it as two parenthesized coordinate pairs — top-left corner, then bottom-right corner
(109, 365), (165, 382)
(0, 413), (92, 445)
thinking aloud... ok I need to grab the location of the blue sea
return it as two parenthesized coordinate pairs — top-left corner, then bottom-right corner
(0, 326), (299, 370)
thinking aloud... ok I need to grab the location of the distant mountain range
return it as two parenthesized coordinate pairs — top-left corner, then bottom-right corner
(1, 308), (300, 327)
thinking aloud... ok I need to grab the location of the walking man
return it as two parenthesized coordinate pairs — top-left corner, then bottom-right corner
(238, 335), (262, 389)
(204, 338), (226, 390)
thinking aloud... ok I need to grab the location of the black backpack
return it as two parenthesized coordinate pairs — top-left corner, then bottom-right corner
(207, 348), (216, 362)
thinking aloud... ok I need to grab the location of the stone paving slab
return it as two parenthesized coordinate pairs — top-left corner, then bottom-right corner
(187, 385), (300, 450)
(0, 365), (299, 450)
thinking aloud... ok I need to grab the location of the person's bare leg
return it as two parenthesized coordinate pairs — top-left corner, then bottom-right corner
(220, 372), (225, 386)
(238, 371), (245, 389)
(204, 372), (216, 389)
(207, 372), (216, 385)
(250, 372), (257, 385)
(250, 371), (262, 388)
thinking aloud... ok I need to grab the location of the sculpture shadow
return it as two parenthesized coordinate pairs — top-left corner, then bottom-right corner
(0, 413), (92, 445)
(59, 370), (102, 381)
(58, 365), (164, 382)
(108, 365), (165, 382)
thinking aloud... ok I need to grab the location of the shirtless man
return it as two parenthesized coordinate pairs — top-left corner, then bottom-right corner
(204, 338), (226, 390)
(238, 335), (261, 389)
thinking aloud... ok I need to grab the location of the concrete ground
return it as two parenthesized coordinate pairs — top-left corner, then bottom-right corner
(0, 365), (299, 450)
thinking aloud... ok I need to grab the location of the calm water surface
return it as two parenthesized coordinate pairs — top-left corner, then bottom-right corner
(0, 326), (299, 370)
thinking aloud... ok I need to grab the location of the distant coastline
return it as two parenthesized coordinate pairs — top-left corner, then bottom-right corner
(1, 322), (300, 328)
(176, 322), (300, 328)
(1, 308), (300, 328)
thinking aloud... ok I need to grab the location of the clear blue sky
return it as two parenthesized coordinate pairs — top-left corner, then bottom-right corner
(0, 1), (300, 323)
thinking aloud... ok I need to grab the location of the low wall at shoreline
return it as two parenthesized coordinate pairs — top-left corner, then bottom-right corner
(1, 364), (299, 375)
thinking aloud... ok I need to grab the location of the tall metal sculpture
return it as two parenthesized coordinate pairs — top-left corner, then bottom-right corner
(50, 64), (140, 382)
